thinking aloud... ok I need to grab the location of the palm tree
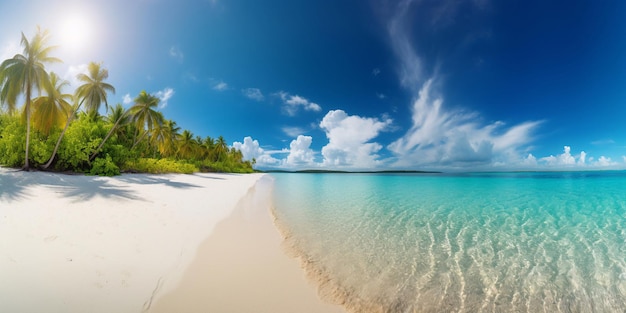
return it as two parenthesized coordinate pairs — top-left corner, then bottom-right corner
(177, 129), (196, 159)
(0, 27), (60, 169)
(88, 103), (130, 162)
(31, 72), (72, 135)
(129, 90), (163, 149)
(44, 62), (115, 168)
(215, 135), (228, 162)
(152, 119), (181, 157)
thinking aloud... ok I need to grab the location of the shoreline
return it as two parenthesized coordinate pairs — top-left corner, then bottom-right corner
(149, 175), (345, 313)
(0, 168), (264, 312)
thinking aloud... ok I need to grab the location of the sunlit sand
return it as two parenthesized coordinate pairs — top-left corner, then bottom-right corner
(0, 168), (339, 312)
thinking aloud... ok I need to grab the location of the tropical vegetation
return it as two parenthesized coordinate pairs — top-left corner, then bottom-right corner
(0, 28), (255, 175)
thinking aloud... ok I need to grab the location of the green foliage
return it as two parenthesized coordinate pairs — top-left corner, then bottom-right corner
(56, 114), (108, 171)
(0, 114), (25, 167)
(90, 154), (120, 176)
(123, 158), (198, 174)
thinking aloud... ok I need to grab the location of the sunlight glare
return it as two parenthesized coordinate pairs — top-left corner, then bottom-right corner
(59, 16), (91, 52)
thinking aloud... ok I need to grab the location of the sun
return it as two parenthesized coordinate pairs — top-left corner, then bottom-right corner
(58, 16), (91, 52)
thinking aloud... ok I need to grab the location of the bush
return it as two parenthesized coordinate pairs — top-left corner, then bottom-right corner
(123, 158), (198, 174)
(90, 154), (120, 176)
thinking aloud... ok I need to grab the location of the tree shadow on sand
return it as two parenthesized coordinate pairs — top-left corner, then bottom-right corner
(115, 174), (205, 188)
(43, 176), (145, 203)
(0, 169), (32, 202)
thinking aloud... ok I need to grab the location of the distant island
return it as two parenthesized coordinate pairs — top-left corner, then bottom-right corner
(0, 28), (254, 175)
(264, 169), (441, 174)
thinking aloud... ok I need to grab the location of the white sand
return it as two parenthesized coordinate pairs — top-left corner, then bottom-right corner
(150, 175), (345, 313)
(0, 167), (264, 313)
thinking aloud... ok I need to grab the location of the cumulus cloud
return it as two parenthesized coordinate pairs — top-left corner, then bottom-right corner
(276, 91), (322, 116)
(525, 146), (620, 169)
(212, 81), (228, 91)
(232, 136), (282, 166)
(122, 93), (132, 105)
(242, 88), (264, 101)
(154, 87), (174, 108)
(320, 110), (392, 168)
(285, 135), (317, 167)
(169, 46), (184, 63)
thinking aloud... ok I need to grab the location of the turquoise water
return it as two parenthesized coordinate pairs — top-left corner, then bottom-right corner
(270, 172), (626, 313)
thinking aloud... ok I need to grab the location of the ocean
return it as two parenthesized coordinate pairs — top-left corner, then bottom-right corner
(270, 171), (626, 313)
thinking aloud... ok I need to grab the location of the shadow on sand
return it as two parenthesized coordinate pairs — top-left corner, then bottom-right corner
(115, 174), (205, 188)
(0, 169), (31, 202)
(0, 169), (213, 204)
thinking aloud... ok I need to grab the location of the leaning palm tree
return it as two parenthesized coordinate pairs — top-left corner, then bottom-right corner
(44, 62), (115, 168)
(31, 72), (72, 135)
(88, 103), (131, 162)
(129, 90), (163, 149)
(0, 27), (60, 169)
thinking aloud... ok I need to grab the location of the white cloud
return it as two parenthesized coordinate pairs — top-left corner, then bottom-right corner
(372, 68), (381, 76)
(213, 81), (228, 91)
(63, 63), (88, 90)
(276, 91), (322, 116)
(376, 93), (386, 99)
(595, 156), (615, 167)
(154, 87), (174, 108)
(285, 135), (317, 167)
(122, 93), (132, 105)
(591, 139), (615, 145)
(169, 46), (184, 63)
(232, 136), (282, 166)
(320, 110), (392, 168)
(526, 146), (621, 169)
(388, 79), (541, 168)
(242, 88), (264, 101)
(282, 126), (306, 137)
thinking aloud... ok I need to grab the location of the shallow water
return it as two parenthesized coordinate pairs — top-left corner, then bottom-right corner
(271, 172), (626, 313)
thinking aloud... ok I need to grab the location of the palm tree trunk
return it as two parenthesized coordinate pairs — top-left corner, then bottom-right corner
(42, 99), (84, 169)
(131, 131), (148, 150)
(89, 111), (127, 162)
(23, 85), (32, 170)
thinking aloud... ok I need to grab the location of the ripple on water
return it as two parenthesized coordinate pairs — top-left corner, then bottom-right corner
(271, 172), (626, 313)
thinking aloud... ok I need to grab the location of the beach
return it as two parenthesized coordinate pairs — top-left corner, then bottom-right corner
(0, 168), (342, 313)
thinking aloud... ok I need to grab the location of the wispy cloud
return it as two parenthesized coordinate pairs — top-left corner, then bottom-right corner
(242, 88), (264, 101)
(275, 91), (322, 116)
(154, 87), (174, 108)
(372, 68), (381, 76)
(212, 81), (228, 91)
(282, 126), (307, 137)
(386, 1), (541, 169)
(591, 139), (615, 145)
(169, 46), (184, 63)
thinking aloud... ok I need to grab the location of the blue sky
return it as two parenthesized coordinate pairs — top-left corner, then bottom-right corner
(2, 0), (626, 171)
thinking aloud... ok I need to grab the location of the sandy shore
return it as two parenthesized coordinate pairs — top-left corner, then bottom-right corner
(0, 168), (340, 313)
(150, 175), (345, 313)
